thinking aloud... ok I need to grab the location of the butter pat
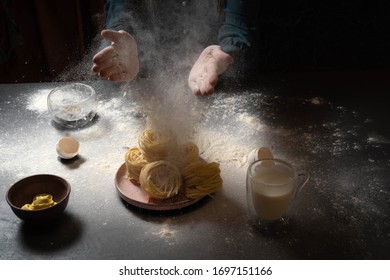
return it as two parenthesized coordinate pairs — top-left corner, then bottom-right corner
(22, 194), (57, 210)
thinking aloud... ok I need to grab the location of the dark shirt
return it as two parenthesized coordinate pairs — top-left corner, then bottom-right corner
(218, 0), (260, 75)
(219, 1), (260, 53)
(104, 0), (259, 77)
(104, 0), (389, 75)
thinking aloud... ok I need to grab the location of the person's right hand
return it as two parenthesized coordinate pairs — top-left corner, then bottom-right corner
(188, 45), (233, 96)
(92, 30), (139, 81)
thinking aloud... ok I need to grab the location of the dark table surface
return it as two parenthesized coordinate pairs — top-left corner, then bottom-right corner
(1, 71), (389, 260)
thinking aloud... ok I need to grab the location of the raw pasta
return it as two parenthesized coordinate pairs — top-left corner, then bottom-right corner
(139, 160), (182, 199)
(126, 127), (223, 201)
(177, 141), (200, 168)
(138, 128), (177, 162)
(125, 146), (148, 184)
(182, 162), (223, 199)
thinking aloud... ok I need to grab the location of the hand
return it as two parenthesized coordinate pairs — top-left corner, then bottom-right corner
(92, 30), (139, 81)
(188, 45), (233, 96)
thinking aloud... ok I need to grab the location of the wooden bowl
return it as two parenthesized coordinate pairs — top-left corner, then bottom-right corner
(6, 174), (71, 223)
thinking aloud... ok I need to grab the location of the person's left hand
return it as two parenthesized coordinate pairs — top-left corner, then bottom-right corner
(92, 29), (139, 81)
(188, 45), (233, 96)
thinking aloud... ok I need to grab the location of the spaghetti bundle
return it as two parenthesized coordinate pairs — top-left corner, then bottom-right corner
(182, 162), (223, 199)
(139, 160), (182, 199)
(125, 146), (148, 184)
(138, 128), (177, 162)
(178, 141), (200, 168)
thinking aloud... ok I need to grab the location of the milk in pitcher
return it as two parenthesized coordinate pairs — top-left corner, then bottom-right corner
(250, 168), (294, 221)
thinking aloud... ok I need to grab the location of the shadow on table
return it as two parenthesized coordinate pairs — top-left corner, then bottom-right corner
(49, 114), (100, 132)
(57, 154), (87, 170)
(119, 194), (214, 220)
(250, 212), (367, 259)
(18, 212), (83, 253)
(118, 189), (249, 228)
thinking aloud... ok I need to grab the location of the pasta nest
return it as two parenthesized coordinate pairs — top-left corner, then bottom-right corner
(138, 128), (177, 162)
(125, 146), (148, 184)
(139, 160), (182, 199)
(182, 162), (223, 199)
(177, 141), (200, 168)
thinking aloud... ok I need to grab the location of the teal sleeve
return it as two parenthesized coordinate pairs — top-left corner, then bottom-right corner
(218, 0), (259, 52)
(218, 0), (260, 75)
(105, 0), (141, 33)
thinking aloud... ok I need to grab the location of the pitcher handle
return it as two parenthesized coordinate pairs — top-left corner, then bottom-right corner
(297, 171), (310, 192)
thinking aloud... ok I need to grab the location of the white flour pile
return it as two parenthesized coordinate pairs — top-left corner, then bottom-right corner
(26, 89), (51, 114)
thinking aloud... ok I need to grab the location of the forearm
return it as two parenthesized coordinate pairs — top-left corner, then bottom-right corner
(218, 0), (260, 74)
(104, 0), (141, 33)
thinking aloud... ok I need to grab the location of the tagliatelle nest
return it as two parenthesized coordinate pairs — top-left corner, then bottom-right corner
(126, 127), (223, 201)
(125, 146), (148, 184)
(138, 128), (177, 162)
(182, 161), (223, 199)
(176, 141), (200, 169)
(139, 160), (182, 199)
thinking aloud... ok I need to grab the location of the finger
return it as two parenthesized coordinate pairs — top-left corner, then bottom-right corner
(92, 55), (119, 73)
(205, 64), (219, 87)
(201, 79), (216, 96)
(92, 47), (116, 64)
(200, 64), (218, 95)
(192, 71), (207, 95)
(188, 79), (201, 96)
(188, 69), (201, 95)
(98, 64), (122, 79)
(109, 71), (136, 82)
(101, 29), (125, 43)
(200, 77), (215, 96)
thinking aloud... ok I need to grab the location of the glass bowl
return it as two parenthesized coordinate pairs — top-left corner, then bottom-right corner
(47, 83), (97, 128)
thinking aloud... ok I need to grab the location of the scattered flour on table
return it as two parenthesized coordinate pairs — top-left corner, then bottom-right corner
(21, 89), (387, 178)
(194, 129), (249, 167)
(367, 133), (390, 145)
(13, 88), (144, 177)
(22, 87), (257, 172)
(192, 92), (269, 168)
(237, 112), (268, 132)
(308, 97), (327, 105)
(153, 227), (178, 239)
(26, 89), (51, 114)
